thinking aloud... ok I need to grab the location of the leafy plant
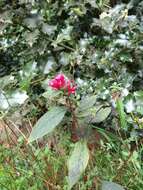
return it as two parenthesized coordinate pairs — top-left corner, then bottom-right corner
(1, 0), (143, 189)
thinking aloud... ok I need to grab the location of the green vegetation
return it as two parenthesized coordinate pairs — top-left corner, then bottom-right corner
(0, 0), (143, 189)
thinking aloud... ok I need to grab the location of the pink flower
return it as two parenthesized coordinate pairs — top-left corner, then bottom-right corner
(66, 80), (76, 95)
(49, 74), (76, 95)
(49, 74), (66, 90)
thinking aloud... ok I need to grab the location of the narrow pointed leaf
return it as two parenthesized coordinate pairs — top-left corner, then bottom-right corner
(29, 106), (66, 142)
(116, 99), (127, 129)
(67, 141), (89, 189)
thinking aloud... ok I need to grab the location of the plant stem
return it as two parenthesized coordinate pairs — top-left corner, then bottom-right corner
(66, 97), (79, 142)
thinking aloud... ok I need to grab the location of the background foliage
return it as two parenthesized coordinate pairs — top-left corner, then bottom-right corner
(0, 0), (143, 189)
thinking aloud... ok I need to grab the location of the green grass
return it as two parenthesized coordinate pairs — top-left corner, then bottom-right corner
(0, 127), (143, 190)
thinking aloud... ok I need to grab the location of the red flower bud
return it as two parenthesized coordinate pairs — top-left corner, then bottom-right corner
(66, 80), (76, 95)
(49, 74), (76, 95)
(49, 74), (66, 90)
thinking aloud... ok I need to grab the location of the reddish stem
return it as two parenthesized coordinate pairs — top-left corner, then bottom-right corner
(66, 97), (79, 142)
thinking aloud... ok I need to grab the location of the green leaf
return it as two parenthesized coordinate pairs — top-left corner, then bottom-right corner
(91, 106), (111, 123)
(42, 87), (61, 99)
(42, 23), (57, 35)
(28, 106), (67, 142)
(134, 91), (143, 100)
(102, 181), (125, 190)
(136, 106), (143, 115)
(0, 75), (16, 89)
(24, 30), (39, 47)
(77, 95), (96, 112)
(134, 91), (143, 114)
(116, 99), (127, 129)
(67, 141), (89, 189)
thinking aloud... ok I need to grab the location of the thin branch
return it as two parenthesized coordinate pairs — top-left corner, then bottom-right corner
(19, 23), (75, 52)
